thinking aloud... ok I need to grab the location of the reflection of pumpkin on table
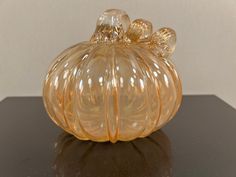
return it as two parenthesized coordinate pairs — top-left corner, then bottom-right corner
(54, 130), (172, 177)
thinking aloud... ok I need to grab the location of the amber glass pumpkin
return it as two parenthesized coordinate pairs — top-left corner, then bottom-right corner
(43, 9), (182, 143)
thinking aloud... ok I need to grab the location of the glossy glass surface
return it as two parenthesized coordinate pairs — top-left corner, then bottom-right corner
(43, 9), (182, 142)
(1, 96), (236, 177)
(54, 131), (171, 177)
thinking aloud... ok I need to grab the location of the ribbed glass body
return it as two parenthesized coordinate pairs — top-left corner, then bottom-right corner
(43, 9), (182, 143)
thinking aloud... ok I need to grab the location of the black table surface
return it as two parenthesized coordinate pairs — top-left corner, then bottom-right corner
(0, 95), (236, 177)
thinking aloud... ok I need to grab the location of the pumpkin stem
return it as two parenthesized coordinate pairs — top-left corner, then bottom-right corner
(150, 28), (177, 58)
(90, 9), (130, 43)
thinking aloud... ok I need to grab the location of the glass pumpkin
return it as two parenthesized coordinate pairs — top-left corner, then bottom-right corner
(43, 9), (182, 143)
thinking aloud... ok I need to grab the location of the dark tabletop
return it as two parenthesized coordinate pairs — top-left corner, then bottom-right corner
(0, 95), (236, 177)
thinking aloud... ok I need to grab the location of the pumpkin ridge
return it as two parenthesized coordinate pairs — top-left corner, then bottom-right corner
(72, 44), (105, 141)
(150, 56), (180, 130)
(62, 44), (96, 137)
(107, 46), (120, 142)
(43, 44), (83, 128)
(53, 43), (94, 133)
(144, 50), (178, 130)
(133, 47), (163, 136)
(161, 58), (182, 123)
(127, 47), (153, 138)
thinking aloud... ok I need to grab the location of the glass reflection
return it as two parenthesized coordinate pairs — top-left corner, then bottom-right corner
(53, 130), (172, 177)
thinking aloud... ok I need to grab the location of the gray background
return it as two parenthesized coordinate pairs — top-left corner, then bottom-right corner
(0, 0), (235, 107)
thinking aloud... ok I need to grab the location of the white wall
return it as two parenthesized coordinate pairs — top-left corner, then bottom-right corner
(0, 0), (236, 107)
